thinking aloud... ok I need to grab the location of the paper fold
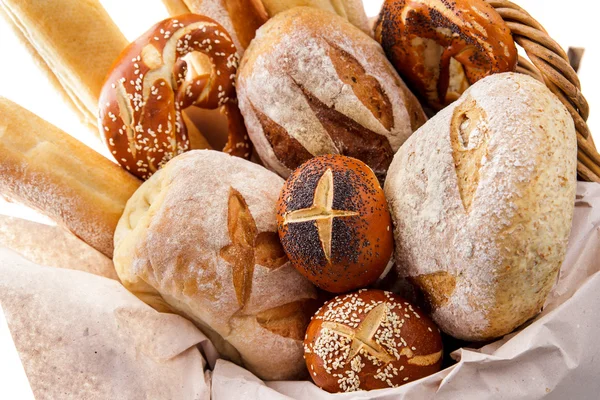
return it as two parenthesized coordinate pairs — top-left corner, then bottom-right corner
(2, 182), (599, 399)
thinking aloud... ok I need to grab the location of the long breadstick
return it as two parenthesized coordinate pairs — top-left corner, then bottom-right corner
(0, 97), (141, 258)
(0, 0), (128, 137)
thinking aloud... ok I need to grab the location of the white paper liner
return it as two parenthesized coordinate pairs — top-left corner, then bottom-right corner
(1, 182), (598, 399)
(0, 250), (212, 399)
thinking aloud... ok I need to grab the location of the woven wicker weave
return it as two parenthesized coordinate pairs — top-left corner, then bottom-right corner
(486, 0), (600, 182)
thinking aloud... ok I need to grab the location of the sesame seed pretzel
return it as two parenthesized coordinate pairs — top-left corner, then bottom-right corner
(98, 14), (251, 180)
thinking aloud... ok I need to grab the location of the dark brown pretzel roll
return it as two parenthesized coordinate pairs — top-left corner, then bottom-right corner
(98, 14), (251, 180)
(276, 155), (394, 293)
(304, 290), (443, 393)
(375, 0), (518, 110)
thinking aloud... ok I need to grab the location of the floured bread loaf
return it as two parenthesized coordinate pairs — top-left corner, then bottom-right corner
(384, 73), (577, 341)
(237, 7), (427, 181)
(113, 150), (317, 380)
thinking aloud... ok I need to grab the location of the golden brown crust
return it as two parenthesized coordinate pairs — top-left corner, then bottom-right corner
(223, 0), (269, 48)
(0, 97), (141, 258)
(375, 0), (518, 110)
(0, 0), (129, 137)
(304, 290), (443, 393)
(277, 155), (394, 293)
(99, 14), (251, 180)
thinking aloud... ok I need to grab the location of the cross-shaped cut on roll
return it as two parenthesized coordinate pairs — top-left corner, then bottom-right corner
(277, 155), (394, 293)
(304, 290), (443, 393)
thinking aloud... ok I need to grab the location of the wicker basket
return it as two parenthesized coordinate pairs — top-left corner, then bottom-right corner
(486, 0), (600, 182)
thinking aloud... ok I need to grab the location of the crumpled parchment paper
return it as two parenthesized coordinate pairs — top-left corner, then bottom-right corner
(1, 182), (599, 399)
(0, 249), (212, 400)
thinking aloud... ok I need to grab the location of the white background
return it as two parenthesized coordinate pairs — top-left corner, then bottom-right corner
(0, 0), (597, 223)
(0, 1), (597, 397)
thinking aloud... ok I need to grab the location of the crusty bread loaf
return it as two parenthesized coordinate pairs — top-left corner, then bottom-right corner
(0, 97), (141, 258)
(113, 150), (317, 380)
(237, 7), (427, 181)
(0, 0), (128, 136)
(384, 73), (577, 341)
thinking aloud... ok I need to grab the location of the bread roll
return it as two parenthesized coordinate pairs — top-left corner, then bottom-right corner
(304, 290), (443, 393)
(237, 7), (427, 181)
(277, 155), (394, 293)
(384, 73), (578, 341)
(0, 97), (141, 258)
(113, 150), (317, 380)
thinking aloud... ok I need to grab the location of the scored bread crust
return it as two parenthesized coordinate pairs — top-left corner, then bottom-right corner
(237, 7), (427, 180)
(113, 150), (317, 380)
(384, 73), (578, 341)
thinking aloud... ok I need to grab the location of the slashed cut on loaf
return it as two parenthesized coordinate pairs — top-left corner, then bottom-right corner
(237, 7), (427, 181)
(384, 73), (577, 341)
(113, 150), (317, 380)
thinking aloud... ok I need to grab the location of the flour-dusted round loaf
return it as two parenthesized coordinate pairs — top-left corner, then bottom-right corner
(113, 150), (317, 380)
(237, 7), (427, 182)
(384, 73), (578, 341)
